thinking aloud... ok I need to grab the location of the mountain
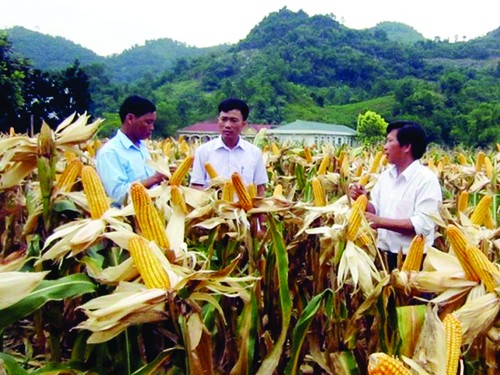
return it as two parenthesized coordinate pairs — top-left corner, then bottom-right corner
(4, 26), (103, 70)
(2, 26), (229, 82)
(370, 22), (426, 43)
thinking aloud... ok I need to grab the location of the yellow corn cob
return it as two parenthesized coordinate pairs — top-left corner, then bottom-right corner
(359, 173), (370, 186)
(427, 158), (435, 171)
(475, 151), (485, 172)
(446, 225), (480, 281)
(317, 155), (330, 175)
(347, 207), (363, 242)
(311, 177), (326, 207)
(469, 194), (492, 226)
(437, 160), (444, 174)
(341, 156), (349, 177)
(497, 143), (500, 152)
(367, 353), (410, 375)
(64, 150), (77, 161)
(162, 139), (172, 157)
(303, 146), (313, 163)
(443, 313), (462, 375)
(442, 155), (450, 165)
(129, 182), (174, 262)
(231, 172), (253, 211)
(222, 181), (234, 202)
(457, 152), (468, 165)
(204, 162), (218, 179)
(357, 229), (374, 247)
(352, 194), (368, 212)
(180, 140), (190, 156)
(484, 156), (493, 179)
(381, 154), (388, 166)
(457, 191), (469, 213)
(271, 142), (280, 156)
(273, 184), (283, 197)
(9, 127), (15, 136)
(483, 209), (496, 229)
(128, 236), (171, 289)
(81, 166), (110, 219)
(56, 158), (83, 192)
(170, 185), (188, 215)
(368, 150), (383, 174)
(355, 164), (363, 177)
(337, 150), (346, 168)
(465, 244), (500, 293)
(247, 183), (257, 199)
(170, 155), (194, 186)
(401, 234), (425, 271)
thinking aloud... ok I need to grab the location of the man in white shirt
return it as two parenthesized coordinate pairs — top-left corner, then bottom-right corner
(190, 98), (268, 195)
(349, 120), (442, 270)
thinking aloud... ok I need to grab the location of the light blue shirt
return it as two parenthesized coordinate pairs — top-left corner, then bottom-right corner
(96, 130), (155, 205)
(190, 136), (268, 188)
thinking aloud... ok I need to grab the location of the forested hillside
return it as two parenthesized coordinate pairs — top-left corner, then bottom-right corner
(1, 9), (499, 147)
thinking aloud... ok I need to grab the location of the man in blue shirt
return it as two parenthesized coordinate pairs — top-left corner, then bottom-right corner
(96, 95), (167, 205)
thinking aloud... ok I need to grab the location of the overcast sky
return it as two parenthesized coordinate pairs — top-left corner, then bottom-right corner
(1, 0), (499, 56)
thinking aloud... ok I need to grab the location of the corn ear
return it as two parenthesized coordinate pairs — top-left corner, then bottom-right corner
(170, 155), (194, 186)
(271, 142), (280, 156)
(401, 234), (425, 271)
(303, 146), (313, 163)
(475, 151), (485, 172)
(128, 236), (171, 289)
(368, 150), (383, 174)
(469, 194), (492, 226)
(484, 156), (493, 178)
(311, 177), (326, 207)
(170, 185), (188, 215)
(367, 353), (410, 375)
(457, 191), (469, 213)
(446, 225), (479, 281)
(56, 158), (83, 192)
(443, 314), (462, 375)
(247, 183), (257, 199)
(204, 162), (218, 179)
(130, 182), (174, 262)
(231, 172), (253, 211)
(317, 155), (330, 175)
(457, 152), (468, 165)
(221, 181), (234, 202)
(359, 173), (370, 186)
(464, 244), (500, 293)
(273, 184), (283, 197)
(347, 206), (364, 241)
(81, 165), (110, 219)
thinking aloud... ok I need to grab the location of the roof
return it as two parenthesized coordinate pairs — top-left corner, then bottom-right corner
(269, 120), (356, 136)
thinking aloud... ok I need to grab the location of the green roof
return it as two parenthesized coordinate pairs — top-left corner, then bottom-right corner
(270, 120), (356, 135)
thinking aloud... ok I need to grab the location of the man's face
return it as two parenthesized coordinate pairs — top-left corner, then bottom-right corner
(384, 129), (406, 165)
(218, 109), (246, 144)
(128, 112), (156, 141)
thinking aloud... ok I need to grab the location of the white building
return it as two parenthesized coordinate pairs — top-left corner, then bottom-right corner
(268, 120), (357, 146)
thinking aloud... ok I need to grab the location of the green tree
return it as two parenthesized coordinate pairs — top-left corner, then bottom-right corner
(356, 110), (387, 145)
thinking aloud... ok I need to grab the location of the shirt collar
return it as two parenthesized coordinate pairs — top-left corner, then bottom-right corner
(214, 136), (245, 151)
(388, 160), (421, 180)
(117, 129), (142, 150)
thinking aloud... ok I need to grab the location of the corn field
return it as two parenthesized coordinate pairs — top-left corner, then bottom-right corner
(0, 114), (498, 374)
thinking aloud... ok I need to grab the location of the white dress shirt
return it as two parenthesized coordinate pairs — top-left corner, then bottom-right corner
(190, 136), (268, 188)
(370, 160), (442, 254)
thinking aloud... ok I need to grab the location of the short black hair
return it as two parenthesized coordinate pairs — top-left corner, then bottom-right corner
(386, 120), (427, 159)
(119, 95), (156, 123)
(218, 98), (250, 121)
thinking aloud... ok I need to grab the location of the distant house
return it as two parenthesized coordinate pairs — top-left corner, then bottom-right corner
(177, 122), (273, 142)
(267, 120), (357, 146)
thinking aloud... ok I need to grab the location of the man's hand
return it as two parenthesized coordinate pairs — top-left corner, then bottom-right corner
(349, 183), (367, 201)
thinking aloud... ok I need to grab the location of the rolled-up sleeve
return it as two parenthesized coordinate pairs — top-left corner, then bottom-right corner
(410, 178), (442, 236)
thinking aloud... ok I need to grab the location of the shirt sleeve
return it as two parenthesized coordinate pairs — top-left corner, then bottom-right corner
(96, 150), (132, 204)
(253, 151), (269, 186)
(190, 148), (207, 187)
(410, 177), (442, 236)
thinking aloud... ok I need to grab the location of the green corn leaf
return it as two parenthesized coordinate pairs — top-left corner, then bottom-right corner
(285, 289), (333, 375)
(0, 352), (28, 375)
(256, 215), (292, 375)
(0, 273), (96, 330)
